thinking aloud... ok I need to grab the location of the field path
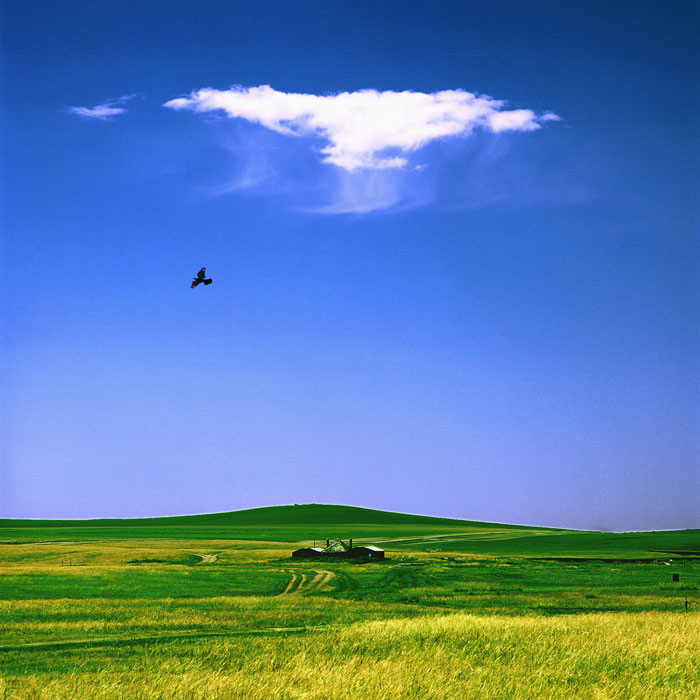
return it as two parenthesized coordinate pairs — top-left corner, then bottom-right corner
(194, 553), (218, 564)
(370, 530), (572, 546)
(0, 625), (332, 653)
(280, 569), (335, 595)
(305, 569), (335, 593)
(280, 571), (300, 595)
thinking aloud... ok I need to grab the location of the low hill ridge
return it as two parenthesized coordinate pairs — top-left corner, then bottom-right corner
(0, 503), (543, 529)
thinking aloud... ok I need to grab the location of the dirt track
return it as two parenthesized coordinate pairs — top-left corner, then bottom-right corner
(194, 553), (218, 564)
(369, 530), (569, 546)
(280, 569), (335, 595)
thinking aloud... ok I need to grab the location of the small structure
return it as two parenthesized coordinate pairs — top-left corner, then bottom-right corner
(292, 547), (324, 559)
(291, 538), (385, 561)
(350, 545), (385, 561)
(324, 538), (352, 556)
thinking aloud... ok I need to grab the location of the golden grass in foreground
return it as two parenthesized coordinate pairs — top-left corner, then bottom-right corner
(2, 611), (698, 699)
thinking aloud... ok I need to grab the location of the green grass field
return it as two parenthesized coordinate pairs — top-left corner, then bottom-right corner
(1, 504), (698, 698)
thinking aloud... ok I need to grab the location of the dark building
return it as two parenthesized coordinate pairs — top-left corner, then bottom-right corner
(349, 545), (385, 561)
(291, 547), (324, 559)
(291, 539), (385, 560)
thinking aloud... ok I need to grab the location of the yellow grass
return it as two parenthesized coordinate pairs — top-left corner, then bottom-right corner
(0, 595), (399, 645)
(0, 540), (290, 568)
(2, 611), (698, 699)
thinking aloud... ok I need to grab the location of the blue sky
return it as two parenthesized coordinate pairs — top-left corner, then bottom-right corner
(2, 1), (698, 530)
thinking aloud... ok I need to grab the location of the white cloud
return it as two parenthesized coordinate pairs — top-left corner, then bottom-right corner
(67, 94), (138, 120)
(164, 85), (559, 171)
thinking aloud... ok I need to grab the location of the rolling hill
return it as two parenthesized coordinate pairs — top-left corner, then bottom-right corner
(1, 504), (697, 557)
(0, 503), (556, 529)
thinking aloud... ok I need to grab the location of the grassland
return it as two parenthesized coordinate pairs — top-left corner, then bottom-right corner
(1, 504), (698, 698)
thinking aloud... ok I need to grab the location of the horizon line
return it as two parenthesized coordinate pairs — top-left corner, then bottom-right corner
(2, 502), (695, 533)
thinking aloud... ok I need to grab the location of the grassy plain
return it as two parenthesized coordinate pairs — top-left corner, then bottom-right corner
(1, 504), (698, 698)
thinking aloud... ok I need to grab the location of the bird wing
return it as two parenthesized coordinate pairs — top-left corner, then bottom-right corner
(197, 267), (206, 278)
(203, 278), (213, 285)
(191, 279), (201, 288)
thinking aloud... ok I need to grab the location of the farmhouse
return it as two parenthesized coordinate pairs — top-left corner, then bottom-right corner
(291, 538), (385, 561)
(350, 545), (384, 560)
(291, 547), (324, 559)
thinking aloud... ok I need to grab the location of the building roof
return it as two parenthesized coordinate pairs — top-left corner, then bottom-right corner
(323, 538), (350, 552)
(293, 547), (324, 553)
(354, 545), (384, 552)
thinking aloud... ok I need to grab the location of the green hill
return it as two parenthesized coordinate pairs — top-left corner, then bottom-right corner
(0, 503), (549, 529)
(1, 504), (697, 556)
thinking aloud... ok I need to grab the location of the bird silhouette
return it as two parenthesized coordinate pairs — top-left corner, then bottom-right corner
(191, 267), (212, 288)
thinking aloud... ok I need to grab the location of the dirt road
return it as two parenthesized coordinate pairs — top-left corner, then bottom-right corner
(280, 569), (335, 595)
(194, 553), (219, 564)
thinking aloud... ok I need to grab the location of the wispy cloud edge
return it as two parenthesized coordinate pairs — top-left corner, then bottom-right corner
(66, 94), (139, 120)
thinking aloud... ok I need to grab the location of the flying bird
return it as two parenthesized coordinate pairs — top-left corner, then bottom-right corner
(191, 267), (212, 288)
